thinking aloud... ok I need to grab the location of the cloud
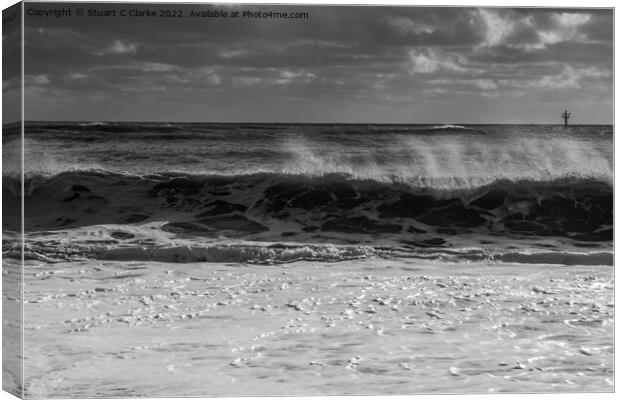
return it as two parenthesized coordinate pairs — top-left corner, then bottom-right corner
(277, 70), (317, 84)
(428, 78), (498, 91)
(476, 9), (594, 50)
(408, 48), (468, 74)
(480, 91), (500, 98)
(498, 66), (609, 91)
(387, 16), (435, 35)
(473, 79), (498, 90)
(556, 12), (591, 28)
(232, 76), (262, 86)
(137, 62), (177, 72)
(25, 74), (51, 85)
(94, 40), (138, 56)
(478, 9), (515, 47)
(206, 74), (221, 86)
(423, 87), (448, 95)
(576, 66), (612, 79)
(380, 94), (414, 103)
(537, 13), (591, 47)
(2, 76), (20, 91)
(219, 49), (248, 59)
(228, 68), (318, 87)
(67, 73), (87, 80)
(536, 67), (581, 89)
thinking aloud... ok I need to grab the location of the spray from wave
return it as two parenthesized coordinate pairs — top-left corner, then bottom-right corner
(275, 133), (612, 190)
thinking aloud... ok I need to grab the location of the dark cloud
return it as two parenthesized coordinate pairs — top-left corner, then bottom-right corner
(16, 2), (613, 123)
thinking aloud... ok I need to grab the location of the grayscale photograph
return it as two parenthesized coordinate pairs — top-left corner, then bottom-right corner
(2, 1), (614, 397)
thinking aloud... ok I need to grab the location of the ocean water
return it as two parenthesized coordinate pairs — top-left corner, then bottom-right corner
(7, 122), (614, 184)
(2, 122), (614, 396)
(2, 122), (613, 265)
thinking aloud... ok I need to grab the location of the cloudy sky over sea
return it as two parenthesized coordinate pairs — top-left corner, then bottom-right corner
(11, 3), (613, 123)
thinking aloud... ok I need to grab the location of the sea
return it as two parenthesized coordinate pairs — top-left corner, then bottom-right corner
(2, 122), (614, 265)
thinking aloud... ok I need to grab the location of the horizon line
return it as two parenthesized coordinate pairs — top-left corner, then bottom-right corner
(5, 120), (614, 126)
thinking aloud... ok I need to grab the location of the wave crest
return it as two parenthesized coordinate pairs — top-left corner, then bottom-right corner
(3, 170), (612, 245)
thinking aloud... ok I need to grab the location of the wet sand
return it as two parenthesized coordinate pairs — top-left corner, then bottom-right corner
(6, 258), (614, 397)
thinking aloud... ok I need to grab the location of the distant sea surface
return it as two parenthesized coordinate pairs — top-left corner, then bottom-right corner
(6, 122), (614, 184)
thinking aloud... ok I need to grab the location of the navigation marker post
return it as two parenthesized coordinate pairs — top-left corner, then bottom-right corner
(562, 109), (571, 127)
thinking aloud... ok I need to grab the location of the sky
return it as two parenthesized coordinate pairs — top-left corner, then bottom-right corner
(5, 2), (614, 123)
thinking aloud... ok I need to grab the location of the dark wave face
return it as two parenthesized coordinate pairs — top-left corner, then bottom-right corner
(4, 170), (612, 244)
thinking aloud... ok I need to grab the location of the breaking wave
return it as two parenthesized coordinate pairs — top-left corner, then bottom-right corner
(3, 169), (612, 243)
